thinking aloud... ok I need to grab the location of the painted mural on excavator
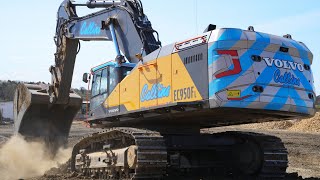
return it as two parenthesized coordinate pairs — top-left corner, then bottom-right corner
(13, 0), (316, 179)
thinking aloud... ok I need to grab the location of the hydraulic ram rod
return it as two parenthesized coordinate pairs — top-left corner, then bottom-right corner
(71, 0), (122, 8)
(107, 18), (125, 64)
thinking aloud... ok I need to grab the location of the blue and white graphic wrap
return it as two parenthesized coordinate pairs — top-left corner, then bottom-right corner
(207, 28), (315, 115)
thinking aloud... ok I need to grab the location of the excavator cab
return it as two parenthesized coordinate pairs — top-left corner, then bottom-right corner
(83, 62), (135, 116)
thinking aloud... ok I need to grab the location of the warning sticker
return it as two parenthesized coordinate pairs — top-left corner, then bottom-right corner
(227, 90), (241, 98)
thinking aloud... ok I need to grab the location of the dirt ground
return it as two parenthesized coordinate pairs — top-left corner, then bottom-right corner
(0, 121), (319, 180)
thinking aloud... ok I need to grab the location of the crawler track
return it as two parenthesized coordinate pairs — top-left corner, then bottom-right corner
(70, 129), (288, 179)
(71, 128), (167, 179)
(224, 131), (288, 178)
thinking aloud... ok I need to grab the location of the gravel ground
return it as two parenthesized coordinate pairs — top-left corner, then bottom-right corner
(1, 122), (319, 180)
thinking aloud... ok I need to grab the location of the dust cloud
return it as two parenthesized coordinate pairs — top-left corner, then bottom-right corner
(0, 135), (71, 180)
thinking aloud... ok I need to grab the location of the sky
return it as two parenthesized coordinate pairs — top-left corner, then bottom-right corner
(0, 0), (319, 94)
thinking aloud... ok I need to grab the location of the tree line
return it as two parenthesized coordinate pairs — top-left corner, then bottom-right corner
(0, 80), (19, 101)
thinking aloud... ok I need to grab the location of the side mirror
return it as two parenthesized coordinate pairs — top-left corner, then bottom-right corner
(82, 73), (89, 83)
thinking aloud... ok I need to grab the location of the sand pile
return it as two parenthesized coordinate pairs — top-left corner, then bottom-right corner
(239, 112), (320, 133)
(240, 120), (295, 130)
(289, 112), (320, 133)
(0, 135), (71, 180)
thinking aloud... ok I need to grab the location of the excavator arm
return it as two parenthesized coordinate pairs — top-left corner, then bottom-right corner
(14, 0), (161, 152)
(51, 0), (160, 104)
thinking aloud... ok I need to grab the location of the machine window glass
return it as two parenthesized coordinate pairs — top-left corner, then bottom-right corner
(91, 71), (102, 97)
(100, 69), (108, 94)
(109, 66), (119, 94)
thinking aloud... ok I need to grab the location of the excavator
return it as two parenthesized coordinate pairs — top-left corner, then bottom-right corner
(14, 0), (316, 179)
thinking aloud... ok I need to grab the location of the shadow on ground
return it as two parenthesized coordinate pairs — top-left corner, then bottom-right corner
(285, 173), (320, 180)
(161, 173), (320, 180)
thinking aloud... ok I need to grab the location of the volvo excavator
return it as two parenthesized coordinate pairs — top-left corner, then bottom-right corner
(14, 0), (316, 179)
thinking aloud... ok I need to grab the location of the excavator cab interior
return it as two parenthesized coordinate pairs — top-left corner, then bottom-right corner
(83, 62), (135, 112)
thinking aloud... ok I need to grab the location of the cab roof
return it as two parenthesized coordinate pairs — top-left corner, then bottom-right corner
(91, 61), (136, 73)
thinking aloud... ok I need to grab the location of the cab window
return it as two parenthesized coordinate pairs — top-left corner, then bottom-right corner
(91, 70), (102, 97)
(91, 68), (108, 97)
(100, 69), (108, 94)
(109, 66), (119, 94)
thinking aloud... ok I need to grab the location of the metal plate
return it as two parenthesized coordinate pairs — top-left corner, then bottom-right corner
(227, 90), (241, 98)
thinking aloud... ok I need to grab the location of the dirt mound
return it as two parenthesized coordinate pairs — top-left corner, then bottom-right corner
(239, 120), (295, 130)
(32, 161), (87, 180)
(289, 113), (320, 133)
(239, 112), (320, 133)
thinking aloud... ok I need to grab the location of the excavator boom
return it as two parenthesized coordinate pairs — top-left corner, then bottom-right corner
(14, 0), (161, 150)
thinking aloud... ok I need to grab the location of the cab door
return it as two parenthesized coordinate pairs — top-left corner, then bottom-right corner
(107, 66), (121, 114)
(91, 68), (109, 117)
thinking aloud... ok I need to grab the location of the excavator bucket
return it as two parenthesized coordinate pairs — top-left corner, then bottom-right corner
(14, 83), (82, 152)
